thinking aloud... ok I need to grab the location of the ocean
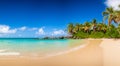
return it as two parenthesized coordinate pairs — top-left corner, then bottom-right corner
(0, 38), (84, 57)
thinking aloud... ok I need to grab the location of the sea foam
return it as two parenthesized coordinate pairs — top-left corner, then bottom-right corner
(0, 52), (20, 56)
(0, 49), (20, 56)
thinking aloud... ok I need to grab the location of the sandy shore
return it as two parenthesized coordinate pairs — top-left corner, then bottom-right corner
(0, 39), (120, 66)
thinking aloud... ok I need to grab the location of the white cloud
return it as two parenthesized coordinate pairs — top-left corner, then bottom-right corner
(52, 30), (65, 35)
(105, 0), (120, 10)
(0, 24), (68, 37)
(0, 25), (17, 34)
(36, 27), (45, 35)
(18, 26), (27, 31)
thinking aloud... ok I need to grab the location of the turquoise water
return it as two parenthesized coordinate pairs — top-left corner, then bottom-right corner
(0, 38), (83, 57)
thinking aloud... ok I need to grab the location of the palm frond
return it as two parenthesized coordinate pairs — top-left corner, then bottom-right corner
(102, 12), (109, 16)
(106, 7), (114, 13)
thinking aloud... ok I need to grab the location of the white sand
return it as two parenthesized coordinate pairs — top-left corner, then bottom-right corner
(100, 39), (120, 66)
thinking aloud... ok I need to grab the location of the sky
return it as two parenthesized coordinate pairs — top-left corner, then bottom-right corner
(0, 0), (119, 38)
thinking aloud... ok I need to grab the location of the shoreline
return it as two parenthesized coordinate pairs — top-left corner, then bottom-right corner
(0, 39), (120, 66)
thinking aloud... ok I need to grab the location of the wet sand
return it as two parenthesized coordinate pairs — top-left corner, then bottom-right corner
(0, 39), (119, 66)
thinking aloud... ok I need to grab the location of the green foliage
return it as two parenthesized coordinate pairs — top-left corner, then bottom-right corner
(105, 28), (120, 38)
(67, 21), (120, 39)
(74, 31), (89, 39)
(67, 7), (120, 39)
(89, 31), (104, 38)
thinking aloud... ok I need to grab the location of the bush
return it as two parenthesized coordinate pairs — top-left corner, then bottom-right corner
(89, 31), (104, 38)
(73, 31), (89, 38)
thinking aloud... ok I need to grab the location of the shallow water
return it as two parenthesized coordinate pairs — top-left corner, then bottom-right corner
(0, 38), (84, 57)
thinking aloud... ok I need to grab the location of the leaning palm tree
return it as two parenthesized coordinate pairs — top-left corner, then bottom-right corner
(102, 7), (115, 26)
(103, 7), (120, 26)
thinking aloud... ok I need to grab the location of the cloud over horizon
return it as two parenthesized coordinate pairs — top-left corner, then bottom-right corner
(0, 25), (17, 34)
(0, 24), (68, 38)
(36, 27), (45, 35)
(105, 0), (120, 10)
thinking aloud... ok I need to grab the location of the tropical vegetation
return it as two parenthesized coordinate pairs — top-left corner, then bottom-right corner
(67, 6), (120, 39)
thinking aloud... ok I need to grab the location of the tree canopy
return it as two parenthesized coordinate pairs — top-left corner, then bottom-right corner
(67, 6), (120, 39)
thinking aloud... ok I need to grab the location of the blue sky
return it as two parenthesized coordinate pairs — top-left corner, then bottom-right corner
(0, 0), (119, 38)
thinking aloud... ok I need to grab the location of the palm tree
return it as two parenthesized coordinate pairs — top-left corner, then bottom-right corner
(102, 7), (116, 26)
(101, 23), (107, 33)
(74, 23), (79, 33)
(92, 19), (97, 31)
(67, 23), (74, 34)
(103, 7), (120, 26)
(78, 24), (84, 31)
(97, 23), (102, 31)
(84, 22), (91, 33)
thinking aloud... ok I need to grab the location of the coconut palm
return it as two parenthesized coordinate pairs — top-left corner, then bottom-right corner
(103, 7), (120, 26)
(102, 7), (116, 26)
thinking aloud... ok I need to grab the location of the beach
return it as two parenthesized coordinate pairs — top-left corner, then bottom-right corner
(0, 39), (120, 66)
